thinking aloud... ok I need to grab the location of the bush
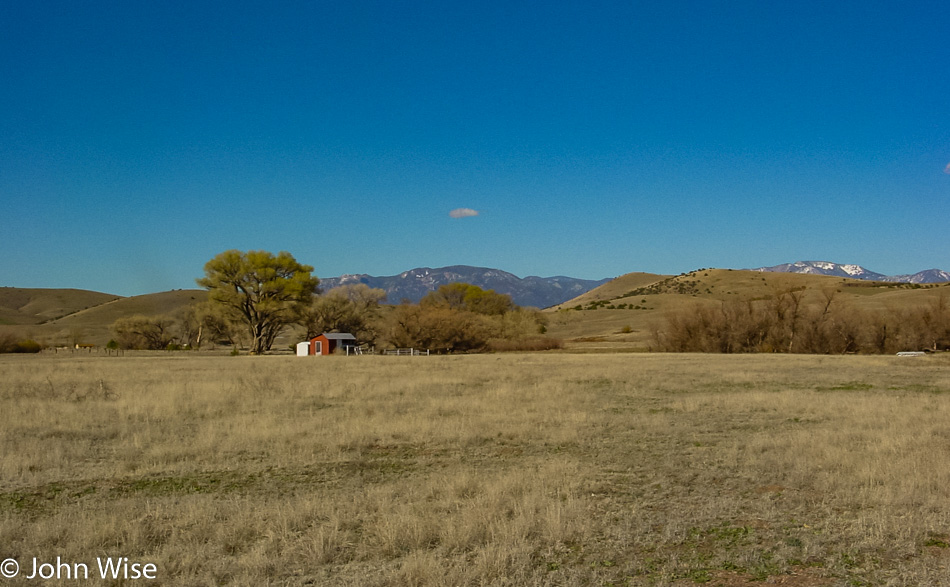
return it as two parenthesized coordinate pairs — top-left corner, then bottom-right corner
(0, 335), (43, 353)
(380, 285), (554, 354)
(12, 339), (42, 353)
(112, 314), (176, 350)
(385, 305), (493, 353)
(653, 291), (950, 354)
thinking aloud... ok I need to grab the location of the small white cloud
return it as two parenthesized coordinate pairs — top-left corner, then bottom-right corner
(449, 208), (479, 218)
(944, 162), (950, 174)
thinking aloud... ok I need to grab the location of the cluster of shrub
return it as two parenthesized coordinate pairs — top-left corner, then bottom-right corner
(111, 282), (557, 354)
(384, 283), (555, 353)
(653, 289), (950, 354)
(621, 275), (705, 298)
(574, 299), (651, 311)
(0, 334), (42, 353)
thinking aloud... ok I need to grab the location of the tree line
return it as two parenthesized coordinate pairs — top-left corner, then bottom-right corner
(652, 288), (950, 354)
(111, 250), (554, 353)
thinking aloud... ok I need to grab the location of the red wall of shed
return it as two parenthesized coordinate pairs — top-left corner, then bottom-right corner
(309, 335), (331, 356)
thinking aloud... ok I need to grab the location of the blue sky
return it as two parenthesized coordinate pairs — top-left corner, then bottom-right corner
(2, 1), (948, 296)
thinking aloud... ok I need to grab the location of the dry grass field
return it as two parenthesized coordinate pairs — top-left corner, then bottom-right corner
(2, 352), (950, 585)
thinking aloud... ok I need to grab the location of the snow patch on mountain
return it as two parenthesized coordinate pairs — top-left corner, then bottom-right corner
(319, 265), (611, 308)
(752, 261), (949, 283)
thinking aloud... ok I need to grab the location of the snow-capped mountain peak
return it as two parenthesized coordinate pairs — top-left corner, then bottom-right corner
(752, 261), (949, 283)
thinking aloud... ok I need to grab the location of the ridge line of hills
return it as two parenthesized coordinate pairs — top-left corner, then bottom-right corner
(2, 261), (948, 348)
(751, 261), (950, 284)
(318, 265), (611, 308)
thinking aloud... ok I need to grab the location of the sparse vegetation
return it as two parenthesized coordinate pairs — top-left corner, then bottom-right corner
(620, 275), (703, 298)
(2, 352), (950, 585)
(111, 314), (177, 350)
(654, 290), (950, 354)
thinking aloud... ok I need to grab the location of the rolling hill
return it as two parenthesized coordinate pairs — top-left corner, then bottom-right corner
(0, 287), (121, 326)
(0, 289), (206, 347)
(3, 263), (948, 351)
(544, 268), (950, 350)
(548, 272), (670, 309)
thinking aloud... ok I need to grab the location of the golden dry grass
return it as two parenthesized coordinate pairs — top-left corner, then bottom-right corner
(0, 288), (120, 326)
(549, 273), (669, 310)
(0, 290), (207, 348)
(2, 352), (950, 585)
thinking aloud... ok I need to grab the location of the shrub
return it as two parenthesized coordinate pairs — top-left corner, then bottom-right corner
(112, 314), (176, 350)
(385, 305), (493, 353)
(0, 335), (43, 353)
(382, 287), (552, 354)
(653, 291), (950, 354)
(12, 339), (42, 353)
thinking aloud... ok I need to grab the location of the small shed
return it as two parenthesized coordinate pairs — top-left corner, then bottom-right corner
(309, 333), (357, 356)
(296, 341), (311, 357)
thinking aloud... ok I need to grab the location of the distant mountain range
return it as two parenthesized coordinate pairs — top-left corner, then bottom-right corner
(752, 261), (950, 284)
(319, 265), (612, 308)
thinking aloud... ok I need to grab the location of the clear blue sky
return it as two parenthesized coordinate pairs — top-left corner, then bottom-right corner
(2, 1), (948, 296)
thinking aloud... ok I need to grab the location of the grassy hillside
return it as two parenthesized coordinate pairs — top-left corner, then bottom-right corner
(545, 269), (950, 350)
(549, 271), (669, 309)
(55, 290), (207, 327)
(0, 289), (206, 346)
(0, 287), (120, 326)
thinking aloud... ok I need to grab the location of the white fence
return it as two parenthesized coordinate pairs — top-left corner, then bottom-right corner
(382, 348), (430, 356)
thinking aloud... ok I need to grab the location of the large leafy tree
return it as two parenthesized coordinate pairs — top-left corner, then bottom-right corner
(420, 283), (514, 315)
(197, 250), (319, 354)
